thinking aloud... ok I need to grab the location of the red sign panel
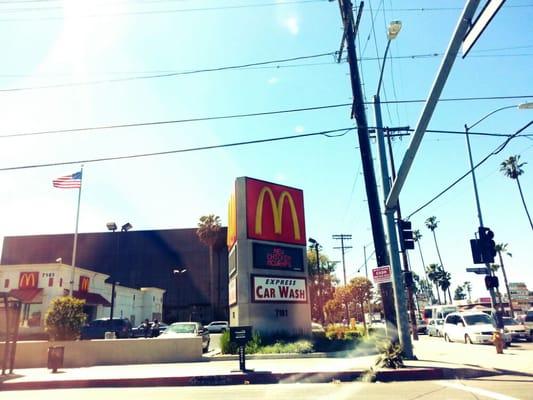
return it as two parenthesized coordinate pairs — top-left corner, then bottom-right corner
(18, 271), (39, 289)
(245, 177), (306, 245)
(79, 276), (90, 292)
(372, 266), (392, 284)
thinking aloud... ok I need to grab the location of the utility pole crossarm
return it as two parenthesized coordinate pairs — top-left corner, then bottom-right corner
(384, 0), (480, 211)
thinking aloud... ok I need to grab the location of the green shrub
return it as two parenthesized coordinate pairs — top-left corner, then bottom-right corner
(375, 340), (404, 369)
(261, 340), (314, 354)
(45, 296), (87, 341)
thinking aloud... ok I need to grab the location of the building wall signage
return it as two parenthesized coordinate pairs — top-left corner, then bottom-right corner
(252, 243), (304, 272)
(245, 178), (306, 246)
(229, 276), (237, 306)
(251, 275), (307, 303)
(19, 271), (38, 289)
(79, 276), (90, 292)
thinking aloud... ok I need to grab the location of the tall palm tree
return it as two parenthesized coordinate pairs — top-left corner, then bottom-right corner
(426, 263), (442, 304)
(495, 243), (514, 318)
(196, 214), (221, 318)
(437, 269), (451, 303)
(500, 155), (533, 231)
(413, 229), (434, 303)
(425, 216), (452, 303)
(463, 281), (472, 302)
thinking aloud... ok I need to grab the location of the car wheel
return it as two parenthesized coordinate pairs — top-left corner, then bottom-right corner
(465, 334), (473, 344)
(203, 340), (210, 353)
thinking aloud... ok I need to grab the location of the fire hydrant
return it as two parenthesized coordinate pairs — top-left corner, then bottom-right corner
(492, 331), (504, 354)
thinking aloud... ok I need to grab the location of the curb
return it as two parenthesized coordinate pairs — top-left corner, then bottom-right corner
(0, 367), (444, 391)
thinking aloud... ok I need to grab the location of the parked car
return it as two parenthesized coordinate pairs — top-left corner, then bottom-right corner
(80, 318), (133, 340)
(311, 322), (325, 333)
(427, 319), (444, 337)
(523, 310), (533, 340)
(132, 321), (168, 338)
(416, 319), (427, 334)
(443, 312), (511, 346)
(503, 317), (531, 342)
(158, 322), (210, 352)
(205, 321), (229, 333)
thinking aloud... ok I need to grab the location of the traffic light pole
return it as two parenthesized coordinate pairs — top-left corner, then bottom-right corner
(465, 126), (503, 330)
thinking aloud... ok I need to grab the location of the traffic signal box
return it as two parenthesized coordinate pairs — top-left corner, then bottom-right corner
(398, 219), (414, 251)
(470, 226), (496, 264)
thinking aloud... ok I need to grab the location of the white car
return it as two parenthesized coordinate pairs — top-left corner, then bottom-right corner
(205, 321), (229, 333)
(443, 312), (511, 345)
(157, 322), (210, 352)
(427, 319), (444, 337)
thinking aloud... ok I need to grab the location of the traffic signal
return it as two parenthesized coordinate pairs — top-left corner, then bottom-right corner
(478, 227), (496, 263)
(469, 239), (483, 264)
(484, 275), (499, 290)
(398, 219), (415, 251)
(403, 271), (414, 288)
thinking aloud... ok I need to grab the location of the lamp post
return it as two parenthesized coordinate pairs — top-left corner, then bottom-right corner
(373, 20), (414, 356)
(173, 268), (187, 321)
(106, 221), (132, 320)
(308, 238), (322, 323)
(465, 102), (532, 326)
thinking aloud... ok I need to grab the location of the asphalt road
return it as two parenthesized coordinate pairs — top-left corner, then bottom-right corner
(0, 377), (530, 400)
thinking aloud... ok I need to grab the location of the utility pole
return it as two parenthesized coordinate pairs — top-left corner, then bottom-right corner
(336, 0), (397, 332)
(332, 234), (352, 286)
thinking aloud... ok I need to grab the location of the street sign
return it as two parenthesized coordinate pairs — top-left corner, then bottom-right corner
(462, 0), (506, 58)
(372, 266), (392, 284)
(466, 267), (489, 275)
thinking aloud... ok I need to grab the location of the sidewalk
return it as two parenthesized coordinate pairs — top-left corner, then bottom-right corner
(1, 337), (531, 390)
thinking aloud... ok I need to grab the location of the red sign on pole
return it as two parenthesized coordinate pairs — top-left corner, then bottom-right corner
(372, 266), (392, 284)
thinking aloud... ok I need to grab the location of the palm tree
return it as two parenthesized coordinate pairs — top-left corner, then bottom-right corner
(463, 281), (472, 302)
(500, 155), (533, 231)
(437, 269), (452, 303)
(413, 229), (434, 303)
(196, 214), (222, 318)
(495, 243), (514, 318)
(426, 263), (442, 304)
(425, 216), (452, 303)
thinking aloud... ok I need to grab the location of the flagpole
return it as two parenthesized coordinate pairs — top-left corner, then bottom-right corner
(70, 165), (84, 295)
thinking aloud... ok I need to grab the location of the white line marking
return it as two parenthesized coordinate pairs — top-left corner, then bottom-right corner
(437, 381), (521, 400)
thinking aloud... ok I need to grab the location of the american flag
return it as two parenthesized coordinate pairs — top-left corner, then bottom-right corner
(53, 171), (82, 189)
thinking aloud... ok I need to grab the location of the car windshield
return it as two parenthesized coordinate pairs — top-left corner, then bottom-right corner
(503, 318), (518, 325)
(463, 314), (493, 325)
(168, 324), (196, 334)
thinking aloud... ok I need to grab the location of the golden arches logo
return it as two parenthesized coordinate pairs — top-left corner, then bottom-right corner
(255, 187), (301, 240)
(80, 276), (90, 292)
(19, 272), (37, 288)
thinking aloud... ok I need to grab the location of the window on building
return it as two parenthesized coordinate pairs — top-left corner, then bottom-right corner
(133, 295), (135, 301)
(153, 296), (155, 302)
(48, 277), (54, 287)
(4, 279), (9, 288)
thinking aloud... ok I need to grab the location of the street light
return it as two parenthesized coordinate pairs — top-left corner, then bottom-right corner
(373, 20), (414, 356)
(464, 102), (532, 324)
(173, 268), (188, 321)
(107, 221), (132, 319)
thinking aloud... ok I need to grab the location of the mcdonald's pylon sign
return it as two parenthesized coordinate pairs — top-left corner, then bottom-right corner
(19, 271), (39, 289)
(246, 178), (306, 245)
(79, 276), (90, 292)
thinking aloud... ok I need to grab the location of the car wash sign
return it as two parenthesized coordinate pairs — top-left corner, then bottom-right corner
(251, 275), (307, 303)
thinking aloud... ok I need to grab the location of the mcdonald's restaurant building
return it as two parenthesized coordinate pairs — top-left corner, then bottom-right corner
(0, 228), (229, 329)
(0, 263), (165, 336)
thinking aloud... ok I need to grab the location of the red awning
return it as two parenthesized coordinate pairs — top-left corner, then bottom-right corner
(73, 291), (111, 307)
(8, 288), (43, 304)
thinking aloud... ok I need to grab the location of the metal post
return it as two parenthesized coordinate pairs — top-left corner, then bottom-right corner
(315, 244), (322, 323)
(338, 0), (397, 331)
(110, 281), (116, 320)
(374, 94), (413, 358)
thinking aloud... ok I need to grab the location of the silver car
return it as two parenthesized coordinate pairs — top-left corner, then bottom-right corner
(427, 319), (444, 337)
(158, 322), (210, 352)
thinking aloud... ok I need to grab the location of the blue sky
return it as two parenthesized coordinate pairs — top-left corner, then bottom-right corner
(0, 0), (531, 301)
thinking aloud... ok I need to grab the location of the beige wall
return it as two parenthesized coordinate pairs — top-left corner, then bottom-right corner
(0, 337), (202, 368)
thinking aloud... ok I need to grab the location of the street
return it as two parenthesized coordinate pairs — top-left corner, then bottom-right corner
(0, 378), (530, 400)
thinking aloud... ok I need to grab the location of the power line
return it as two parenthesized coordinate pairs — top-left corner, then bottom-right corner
(2, 95), (532, 139)
(405, 121), (533, 219)
(0, 52), (336, 93)
(0, 127), (354, 172)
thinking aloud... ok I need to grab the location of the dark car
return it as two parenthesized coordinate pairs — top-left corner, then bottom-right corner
(132, 321), (168, 338)
(80, 318), (133, 340)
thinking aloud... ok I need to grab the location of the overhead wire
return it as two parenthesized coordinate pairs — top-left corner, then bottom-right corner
(405, 121), (533, 219)
(0, 127), (355, 172)
(2, 95), (532, 139)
